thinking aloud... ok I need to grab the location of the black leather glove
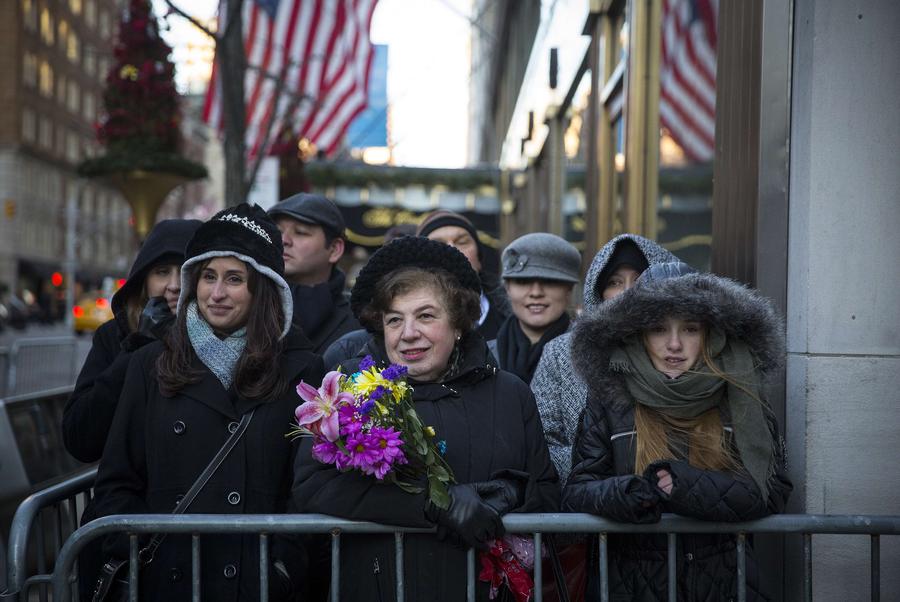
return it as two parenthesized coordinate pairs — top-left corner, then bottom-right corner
(122, 297), (174, 351)
(426, 484), (505, 550)
(472, 478), (525, 516)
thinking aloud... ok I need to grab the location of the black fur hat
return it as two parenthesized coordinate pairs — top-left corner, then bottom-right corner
(350, 236), (482, 320)
(178, 203), (293, 337)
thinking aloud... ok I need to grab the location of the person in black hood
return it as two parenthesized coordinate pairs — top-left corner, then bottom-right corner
(63, 218), (201, 463)
(62, 218), (200, 601)
(293, 236), (558, 602)
(562, 271), (792, 601)
(268, 192), (360, 353)
(416, 210), (511, 340)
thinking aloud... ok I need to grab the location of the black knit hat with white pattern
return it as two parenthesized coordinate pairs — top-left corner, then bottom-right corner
(178, 203), (293, 338)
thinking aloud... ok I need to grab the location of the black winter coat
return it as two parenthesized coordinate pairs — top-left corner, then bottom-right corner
(64, 318), (129, 463)
(562, 273), (793, 602)
(92, 331), (324, 602)
(292, 334), (560, 602)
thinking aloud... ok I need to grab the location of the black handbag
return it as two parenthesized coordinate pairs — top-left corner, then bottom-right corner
(91, 409), (255, 602)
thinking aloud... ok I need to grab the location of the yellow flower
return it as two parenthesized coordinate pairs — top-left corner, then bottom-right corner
(351, 367), (393, 398)
(119, 64), (139, 81)
(424, 426), (436, 437)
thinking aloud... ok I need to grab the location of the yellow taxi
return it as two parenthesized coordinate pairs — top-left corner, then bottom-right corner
(73, 291), (114, 334)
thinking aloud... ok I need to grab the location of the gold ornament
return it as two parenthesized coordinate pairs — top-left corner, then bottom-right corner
(119, 64), (139, 81)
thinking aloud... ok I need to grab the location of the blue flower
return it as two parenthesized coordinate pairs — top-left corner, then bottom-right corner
(359, 355), (376, 371)
(437, 440), (447, 456)
(368, 385), (386, 402)
(359, 399), (376, 415)
(382, 364), (408, 381)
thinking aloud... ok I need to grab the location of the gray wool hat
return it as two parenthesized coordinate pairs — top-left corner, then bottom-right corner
(501, 232), (581, 283)
(267, 192), (345, 238)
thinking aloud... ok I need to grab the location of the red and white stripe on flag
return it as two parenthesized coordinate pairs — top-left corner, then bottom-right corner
(203, 0), (378, 159)
(660, 0), (718, 162)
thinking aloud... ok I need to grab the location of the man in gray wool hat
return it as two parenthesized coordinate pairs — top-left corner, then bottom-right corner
(268, 192), (360, 353)
(488, 232), (581, 384)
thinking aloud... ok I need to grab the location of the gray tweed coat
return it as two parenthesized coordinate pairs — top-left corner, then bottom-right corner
(530, 234), (678, 485)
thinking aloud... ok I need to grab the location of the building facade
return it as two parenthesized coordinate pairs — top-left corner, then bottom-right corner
(470, 1), (900, 600)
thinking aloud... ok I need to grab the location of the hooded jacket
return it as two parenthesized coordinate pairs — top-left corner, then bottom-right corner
(292, 333), (560, 602)
(530, 235), (678, 484)
(562, 273), (792, 602)
(63, 219), (201, 463)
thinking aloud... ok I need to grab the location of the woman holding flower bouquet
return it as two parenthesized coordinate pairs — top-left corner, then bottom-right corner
(562, 270), (792, 601)
(91, 203), (324, 602)
(292, 236), (560, 601)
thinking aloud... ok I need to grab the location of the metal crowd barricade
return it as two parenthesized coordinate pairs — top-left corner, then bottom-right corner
(4, 337), (79, 397)
(33, 512), (898, 602)
(2, 466), (96, 602)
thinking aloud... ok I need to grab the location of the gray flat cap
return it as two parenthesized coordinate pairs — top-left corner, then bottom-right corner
(268, 192), (345, 238)
(501, 232), (581, 283)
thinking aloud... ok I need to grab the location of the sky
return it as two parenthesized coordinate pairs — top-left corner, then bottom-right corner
(154, 0), (471, 168)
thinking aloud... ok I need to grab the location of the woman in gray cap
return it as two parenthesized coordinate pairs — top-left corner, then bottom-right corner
(489, 233), (581, 384)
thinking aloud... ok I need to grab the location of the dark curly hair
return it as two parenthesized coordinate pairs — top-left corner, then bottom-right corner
(358, 267), (481, 335)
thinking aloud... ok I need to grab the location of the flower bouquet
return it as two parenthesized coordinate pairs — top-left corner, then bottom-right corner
(289, 356), (456, 509)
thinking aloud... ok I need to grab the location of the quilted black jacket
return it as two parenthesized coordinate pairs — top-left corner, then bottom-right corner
(562, 273), (793, 601)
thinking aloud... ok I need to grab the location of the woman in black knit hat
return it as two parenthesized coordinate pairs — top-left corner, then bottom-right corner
(293, 235), (559, 601)
(90, 203), (324, 601)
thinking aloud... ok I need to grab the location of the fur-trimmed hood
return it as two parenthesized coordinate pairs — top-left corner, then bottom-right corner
(572, 272), (785, 397)
(582, 234), (679, 312)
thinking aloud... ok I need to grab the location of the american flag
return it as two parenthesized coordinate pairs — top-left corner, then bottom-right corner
(203, 0), (378, 160)
(659, 0), (718, 162)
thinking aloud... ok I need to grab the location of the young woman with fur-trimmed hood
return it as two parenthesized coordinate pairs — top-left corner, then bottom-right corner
(562, 271), (792, 601)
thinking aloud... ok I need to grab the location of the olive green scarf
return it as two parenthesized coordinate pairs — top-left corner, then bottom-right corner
(610, 328), (773, 498)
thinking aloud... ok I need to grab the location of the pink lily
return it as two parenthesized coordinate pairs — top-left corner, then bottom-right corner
(294, 371), (354, 442)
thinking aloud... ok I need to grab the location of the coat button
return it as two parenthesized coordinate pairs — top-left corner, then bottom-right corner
(223, 564), (237, 579)
(227, 491), (241, 505)
(685, 552), (694, 561)
(173, 420), (186, 435)
(227, 421), (239, 434)
(170, 567), (183, 582)
(174, 493), (184, 506)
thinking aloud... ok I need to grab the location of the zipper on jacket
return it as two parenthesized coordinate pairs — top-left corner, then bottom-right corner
(372, 557), (385, 602)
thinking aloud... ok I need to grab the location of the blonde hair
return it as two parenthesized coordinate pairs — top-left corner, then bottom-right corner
(633, 327), (757, 476)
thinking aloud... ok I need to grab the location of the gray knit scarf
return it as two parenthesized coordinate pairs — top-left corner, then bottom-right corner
(610, 328), (774, 498)
(186, 301), (247, 390)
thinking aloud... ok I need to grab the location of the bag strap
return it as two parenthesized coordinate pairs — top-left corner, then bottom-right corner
(138, 408), (255, 565)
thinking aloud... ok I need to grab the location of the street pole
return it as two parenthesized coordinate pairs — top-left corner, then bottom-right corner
(64, 182), (81, 330)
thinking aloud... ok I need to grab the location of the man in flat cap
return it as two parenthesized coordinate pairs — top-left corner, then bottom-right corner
(268, 193), (360, 353)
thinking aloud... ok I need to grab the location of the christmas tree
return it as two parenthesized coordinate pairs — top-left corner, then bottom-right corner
(79, 0), (205, 178)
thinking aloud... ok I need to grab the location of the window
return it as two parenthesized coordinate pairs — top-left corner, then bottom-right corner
(98, 10), (109, 40)
(66, 130), (80, 163)
(40, 8), (54, 45)
(23, 52), (38, 87)
(22, 108), (36, 143)
(57, 73), (66, 104)
(39, 115), (53, 149)
(58, 19), (68, 48)
(67, 79), (80, 113)
(22, 0), (37, 31)
(69, 0), (82, 15)
(82, 92), (95, 121)
(67, 31), (80, 62)
(38, 61), (53, 97)
(84, 46), (95, 77)
(85, 0), (96, 28)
